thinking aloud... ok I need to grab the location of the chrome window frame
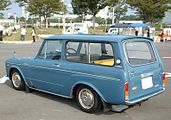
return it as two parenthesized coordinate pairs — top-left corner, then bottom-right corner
(123, 40), (157, 67)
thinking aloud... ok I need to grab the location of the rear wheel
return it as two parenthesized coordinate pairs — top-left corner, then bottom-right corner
(11, 69), (25, 90)
(76, 85), (102, 113)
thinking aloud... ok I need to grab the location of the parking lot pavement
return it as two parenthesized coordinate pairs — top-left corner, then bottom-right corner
(0, 41), (41, 77)
(0, 76), (8, 83)
(0, 42), (171, 120)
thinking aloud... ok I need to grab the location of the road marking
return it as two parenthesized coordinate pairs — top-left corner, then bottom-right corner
(165, 72), (171, 78)
(0, 41), (33, 44)
(0, 76), (9, 84)
(163, 57), (171, 59)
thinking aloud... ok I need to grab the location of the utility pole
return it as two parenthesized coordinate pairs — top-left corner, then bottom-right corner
(61, 0), (66, 33)
(14, 13), (17, 25)
(62, 14), (66, 32)
(112, 7), (115, 24)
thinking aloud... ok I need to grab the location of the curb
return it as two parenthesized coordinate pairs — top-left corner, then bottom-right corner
(0, 41), (33, 44)
(0, 34), (55, 44)
(0, 76), (9, 84)
(38, 34), (55, 38)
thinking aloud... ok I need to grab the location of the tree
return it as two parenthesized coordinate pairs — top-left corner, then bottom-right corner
(72, 0), (118, 29)
(0, 13), (4, 19)
(87, 0), (109, 29)
(71, 0), (117, 29)
(114, 6), (127, 23)
(72, 0), (89, 22)
(27, 0), (64, 28)
(15, 0), (29, 7)
(127, 0), (171, 24)
(95, 17), (106, 25)
(121, 15), (141, 21)
(8, 15), (15, 19)
(108, 0), (128, 24)
(0, 0), (11, 11)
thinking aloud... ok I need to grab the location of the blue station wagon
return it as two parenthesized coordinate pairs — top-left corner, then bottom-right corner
(5, 35), (166, 113)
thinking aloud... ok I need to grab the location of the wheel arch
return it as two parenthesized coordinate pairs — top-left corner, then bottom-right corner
(9, 66), (28, 86)
(71, 82), (107, 103)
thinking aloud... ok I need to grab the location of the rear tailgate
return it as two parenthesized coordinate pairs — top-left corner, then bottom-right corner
(124, 40), (164, 103)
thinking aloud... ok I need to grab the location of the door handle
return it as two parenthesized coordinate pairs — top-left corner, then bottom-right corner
(53, 64), (60, 68)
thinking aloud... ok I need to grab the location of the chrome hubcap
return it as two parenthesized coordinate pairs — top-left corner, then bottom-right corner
(12, 72), (21, 88)
(78, 88), (94, 109)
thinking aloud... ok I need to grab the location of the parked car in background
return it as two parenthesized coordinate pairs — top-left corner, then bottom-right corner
(63, 23), (88, 34)
(5, 35), (166, 113)
(107, 28), (119, 35)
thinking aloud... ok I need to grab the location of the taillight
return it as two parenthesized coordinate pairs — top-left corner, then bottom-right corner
(162, 72), (166, 87)
(125, 82), (129, 100)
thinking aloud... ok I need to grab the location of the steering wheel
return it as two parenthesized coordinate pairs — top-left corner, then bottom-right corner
(66, 48), (77, 54)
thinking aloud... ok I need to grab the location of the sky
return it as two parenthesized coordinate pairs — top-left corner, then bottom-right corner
(4, 0), (72, 18)
(4, 0), (22, 18)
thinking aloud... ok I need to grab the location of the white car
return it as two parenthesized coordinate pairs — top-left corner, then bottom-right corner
(107, 28), (119, 35)
(63, 23), (88, 34)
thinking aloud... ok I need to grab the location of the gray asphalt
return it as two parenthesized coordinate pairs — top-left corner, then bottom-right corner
(0, 41), (171, 120)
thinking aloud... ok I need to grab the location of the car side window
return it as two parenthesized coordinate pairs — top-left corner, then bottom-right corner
(38, 40), (62, 60)
(66, 41), (115, 66)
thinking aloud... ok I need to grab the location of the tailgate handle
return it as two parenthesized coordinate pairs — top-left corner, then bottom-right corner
(129, 71), (135, 77)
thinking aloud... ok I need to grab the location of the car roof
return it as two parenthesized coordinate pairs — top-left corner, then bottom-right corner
(45, 34), (152, 42)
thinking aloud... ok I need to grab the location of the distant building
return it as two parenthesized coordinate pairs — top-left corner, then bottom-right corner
(0, 19), (15, 26)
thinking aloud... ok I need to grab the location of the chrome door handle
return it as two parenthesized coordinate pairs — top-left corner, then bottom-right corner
(53, 64), (60, 68)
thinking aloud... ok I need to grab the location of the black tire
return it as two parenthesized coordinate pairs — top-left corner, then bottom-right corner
(76, 85), (102, 113)
(11, 69), (25, 90)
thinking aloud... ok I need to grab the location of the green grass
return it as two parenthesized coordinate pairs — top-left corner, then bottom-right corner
(3, 27), (106, 41)
(3, 28), (63, 41)
(2, 26), (162, 41)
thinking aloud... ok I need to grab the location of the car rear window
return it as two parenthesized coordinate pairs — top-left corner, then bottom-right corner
(125, 41), (156, 66)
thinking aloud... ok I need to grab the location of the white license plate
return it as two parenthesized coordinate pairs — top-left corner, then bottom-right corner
(141, 76), (153, 89)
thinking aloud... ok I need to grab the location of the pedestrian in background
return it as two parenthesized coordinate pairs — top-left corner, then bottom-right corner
(32, 27), (36, 42)
(135, 28), (139, 36)
(21, 26), (27, 41)
(147, 28), (150, 37)
(0, 25), (4, 41)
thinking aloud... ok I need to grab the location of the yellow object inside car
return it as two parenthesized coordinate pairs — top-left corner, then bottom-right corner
(93, 59), (114, 66)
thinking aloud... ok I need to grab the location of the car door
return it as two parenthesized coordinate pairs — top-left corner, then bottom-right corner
(29, 40), (66, 94)
(60, 41), (126, 102)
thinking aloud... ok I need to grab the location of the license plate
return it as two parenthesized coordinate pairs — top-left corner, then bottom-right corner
(141, 76), (153, 89)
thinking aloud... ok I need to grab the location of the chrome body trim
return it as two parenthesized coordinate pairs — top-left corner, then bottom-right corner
(125, 88), (165, 105)
(29, 87), (72, 99)
(122, 40), (157, 67)
(8, 62), (120, 82)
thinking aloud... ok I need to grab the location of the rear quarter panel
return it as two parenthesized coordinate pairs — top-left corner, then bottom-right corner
(120, 38), (164, 103)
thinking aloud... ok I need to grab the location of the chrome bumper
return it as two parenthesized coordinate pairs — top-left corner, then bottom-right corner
(125, 88), (165, 105)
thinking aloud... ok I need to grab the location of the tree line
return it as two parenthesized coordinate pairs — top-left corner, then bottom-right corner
(0, 0), (171, 28)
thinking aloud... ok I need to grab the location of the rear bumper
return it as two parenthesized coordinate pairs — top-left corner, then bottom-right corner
(125, 88), (165, 105)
